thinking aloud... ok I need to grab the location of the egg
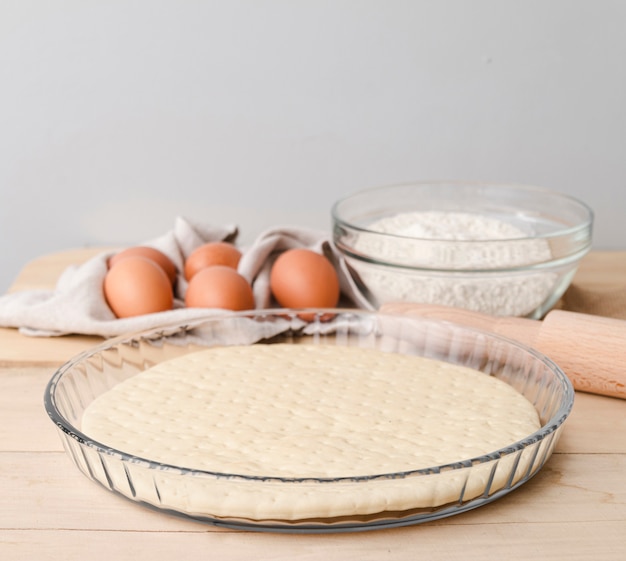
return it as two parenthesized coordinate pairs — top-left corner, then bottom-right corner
(269, 248), (340, 309)
(184, 242), (242, 281)
(104, 256), (174, 318)
(184, 265), (255, 311)
(108, 246), (177, 285)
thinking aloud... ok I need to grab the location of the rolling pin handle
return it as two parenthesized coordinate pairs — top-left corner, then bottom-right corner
(381, 303), (626, 400)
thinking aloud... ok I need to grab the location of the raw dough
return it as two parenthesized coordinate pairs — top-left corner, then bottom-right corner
(82, 344), (541, 521)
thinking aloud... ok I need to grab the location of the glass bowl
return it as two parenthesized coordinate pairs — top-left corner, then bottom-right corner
(44, 309), (573, 533)
(332, 182), (593, 318)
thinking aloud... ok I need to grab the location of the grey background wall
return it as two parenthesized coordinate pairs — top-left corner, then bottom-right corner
(1, 1), (624, 293)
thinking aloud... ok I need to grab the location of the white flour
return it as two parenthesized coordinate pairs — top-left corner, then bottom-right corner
(351, 211), (557, 317)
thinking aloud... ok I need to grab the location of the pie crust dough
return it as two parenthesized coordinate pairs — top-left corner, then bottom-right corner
(82, 344), (541, 521)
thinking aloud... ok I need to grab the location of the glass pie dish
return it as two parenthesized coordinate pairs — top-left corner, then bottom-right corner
(44, 309), (574, 533)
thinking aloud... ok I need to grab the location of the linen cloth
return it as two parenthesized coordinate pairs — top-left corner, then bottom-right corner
(0, 217), (372, 338)
(1, 216), (623, 338)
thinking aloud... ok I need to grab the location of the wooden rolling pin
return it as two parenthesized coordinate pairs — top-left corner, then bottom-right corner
(381, 303), (626, 400)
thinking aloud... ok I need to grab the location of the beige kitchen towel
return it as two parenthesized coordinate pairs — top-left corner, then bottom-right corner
(238, 225), (371, 310)
(0, 217), (371, 338)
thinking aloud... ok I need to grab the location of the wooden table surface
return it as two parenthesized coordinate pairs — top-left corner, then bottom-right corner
(1, 249), (625, 560)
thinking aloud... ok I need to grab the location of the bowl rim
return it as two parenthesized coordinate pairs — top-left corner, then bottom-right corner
(331, 180), (594, 245)
(44, 308), (575, 485)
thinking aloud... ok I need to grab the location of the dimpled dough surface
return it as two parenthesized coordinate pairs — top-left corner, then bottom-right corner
(82, 344), (541, 521)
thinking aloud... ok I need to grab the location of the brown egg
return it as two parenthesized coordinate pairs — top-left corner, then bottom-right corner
(108, 246), (177, 285)
(269, 248), (340, 309)
(104, 256), (174, 318)
(185, 265), (255, 311)
(184, 242), (242, 281)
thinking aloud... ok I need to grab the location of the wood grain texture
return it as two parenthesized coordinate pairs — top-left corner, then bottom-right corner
(1, 522), (625, 561)
(536, 310), (626, 398)
(380, 304), (626, 399)
(1, 248), (625, 560)
(0, 327), (104, 367)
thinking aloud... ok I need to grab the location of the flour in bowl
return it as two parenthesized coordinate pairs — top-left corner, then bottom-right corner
(350, 211), (557, 316)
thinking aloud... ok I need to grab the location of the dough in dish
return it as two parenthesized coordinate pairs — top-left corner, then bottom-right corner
(81, 343), (541, 521)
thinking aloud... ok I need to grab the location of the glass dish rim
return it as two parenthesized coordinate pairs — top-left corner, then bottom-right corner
(331, 180), (594, 245)
(44, 308), (575, 485)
